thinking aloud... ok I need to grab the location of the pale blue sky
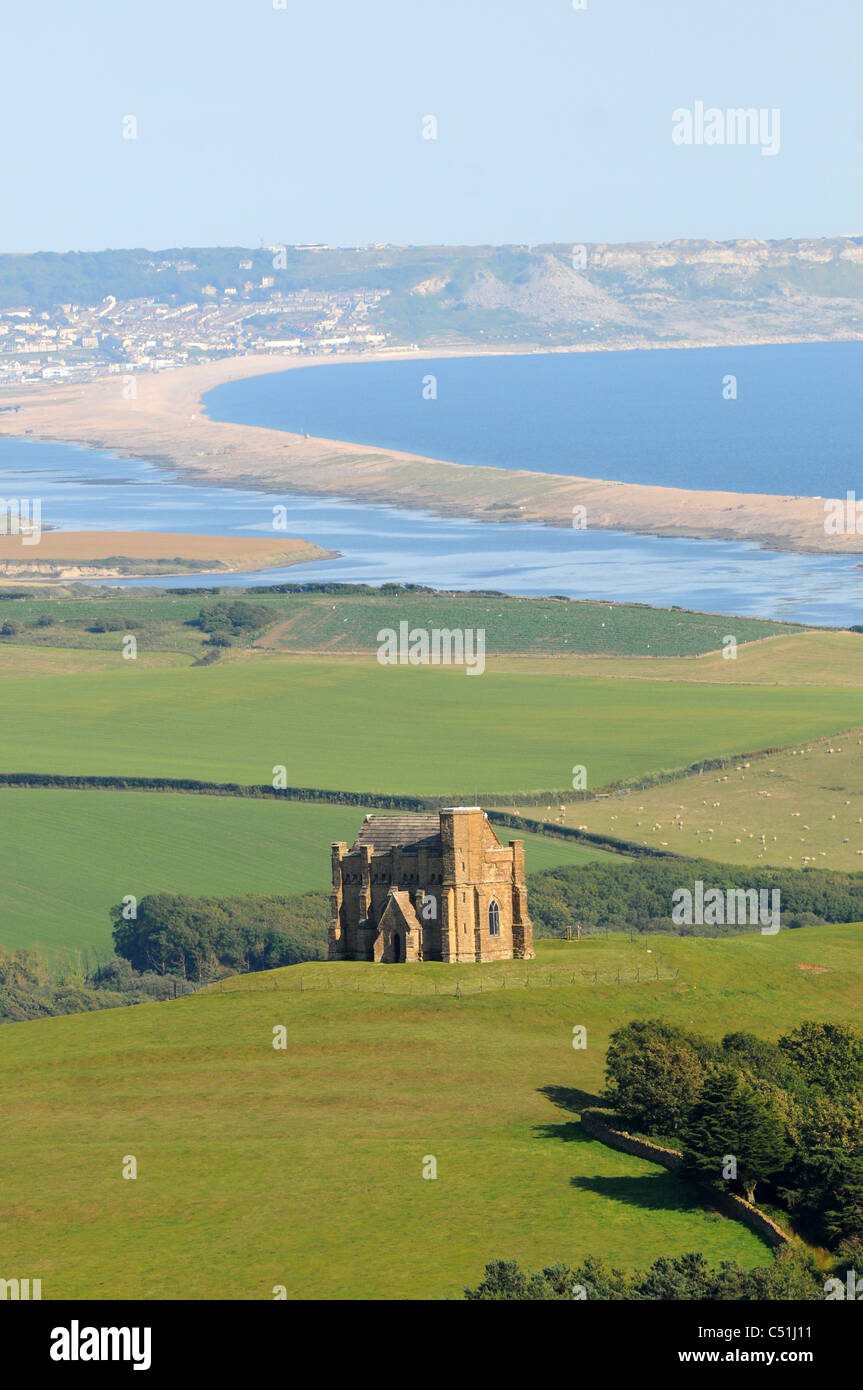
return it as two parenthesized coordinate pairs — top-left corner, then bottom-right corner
(2, 0), (860, 252)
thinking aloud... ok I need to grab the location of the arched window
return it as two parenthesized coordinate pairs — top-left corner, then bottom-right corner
(488, 900), (500, 935)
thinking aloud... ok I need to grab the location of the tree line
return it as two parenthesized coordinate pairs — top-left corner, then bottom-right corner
(111, 892), (329, 979)
(528, 858), (863, 936)
(604, 1018), (863, 1252)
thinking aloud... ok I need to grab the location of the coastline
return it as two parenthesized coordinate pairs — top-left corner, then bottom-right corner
(1, 345), (861, 558)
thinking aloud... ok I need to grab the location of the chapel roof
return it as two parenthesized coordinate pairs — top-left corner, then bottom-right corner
(351, 813), (442, 854)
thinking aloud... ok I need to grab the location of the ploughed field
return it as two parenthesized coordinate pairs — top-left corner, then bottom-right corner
(0, 532), (330, 578)
(0, 928), (858, 1300)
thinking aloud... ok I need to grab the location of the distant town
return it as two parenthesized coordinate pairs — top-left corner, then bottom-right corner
(0, 250), (406, 385)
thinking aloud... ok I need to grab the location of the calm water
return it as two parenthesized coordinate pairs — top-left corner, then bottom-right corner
(2, 436), (863, 626)
(204, 342), (863, 496)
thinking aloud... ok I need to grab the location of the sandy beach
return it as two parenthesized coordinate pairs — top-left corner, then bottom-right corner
(0, 348), (860, 557)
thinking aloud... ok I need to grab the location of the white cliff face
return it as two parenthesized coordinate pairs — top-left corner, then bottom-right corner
(402, 237), (863, 345)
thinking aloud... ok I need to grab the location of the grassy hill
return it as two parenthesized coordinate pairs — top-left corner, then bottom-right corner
(0, 589), (803, 659)
(1, 928), (858, 1300)
(247, 594), (801, 659)
(0, 790), (613, 956)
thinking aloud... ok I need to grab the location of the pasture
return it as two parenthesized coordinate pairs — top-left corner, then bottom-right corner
(559, 730), (863, 871)
(0, 927), (858, 1300)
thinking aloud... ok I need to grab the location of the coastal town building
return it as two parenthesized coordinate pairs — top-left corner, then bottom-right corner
(329, 807), (534, 963)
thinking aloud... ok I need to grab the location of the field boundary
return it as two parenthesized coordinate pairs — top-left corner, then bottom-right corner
(5, 732), (863, 859)
(0, 771), (653, 856)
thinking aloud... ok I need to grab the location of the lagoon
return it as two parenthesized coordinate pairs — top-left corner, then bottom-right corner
(3, 437), (863, 625)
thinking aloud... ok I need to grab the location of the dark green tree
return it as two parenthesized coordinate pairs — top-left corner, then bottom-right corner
(604, 1019), (711, 1134)
(681, 1068), (791, 1204)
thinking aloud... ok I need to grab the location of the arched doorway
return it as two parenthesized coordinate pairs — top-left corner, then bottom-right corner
(392, 932), (401, 963)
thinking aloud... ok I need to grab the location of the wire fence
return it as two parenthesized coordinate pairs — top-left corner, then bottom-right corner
(189, 962), (682, 1000)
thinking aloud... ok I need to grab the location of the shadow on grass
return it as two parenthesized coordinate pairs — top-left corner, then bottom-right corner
(537, 1082), (714, 1220)
(538, 1084), (603, 1114)
(569, 1171), (705, 1215)
(535, 1085), (608, 1145)
(534, 1120), (594, 1145)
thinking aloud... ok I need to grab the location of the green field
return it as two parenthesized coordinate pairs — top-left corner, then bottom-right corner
(1, 927), (858, 1300)
(250, 594), (802, 658)
(0, 657), (860, 795)
(0, 589), (804, 658)
(0, 789), (614, 957)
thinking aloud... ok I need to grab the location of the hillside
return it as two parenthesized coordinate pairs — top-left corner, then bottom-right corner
(2, 929), (859, 1300)
(3, 239), (863, 348)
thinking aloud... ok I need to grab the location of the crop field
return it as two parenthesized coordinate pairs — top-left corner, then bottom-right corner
(0, 927), (858, 1300)
(0, 789), (614, 957)
(0, 656), (859, 796)
(552, 729), (863, 871)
